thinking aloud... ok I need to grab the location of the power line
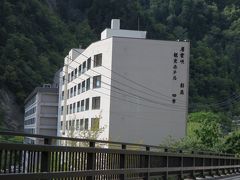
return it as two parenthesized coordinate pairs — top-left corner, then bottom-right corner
(64, 65), (187, 111)
(71, 48), (188, 103)
(63, 51), (240, 111)
(59, 69), (186, 112)
(71, 49), (240, 110)
(64, 57), (187, 110)
(65, 62), (240, 111)
(64, 54), (188, 107)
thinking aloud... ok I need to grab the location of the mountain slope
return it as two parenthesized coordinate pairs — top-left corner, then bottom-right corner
(0, 0), (240, 130)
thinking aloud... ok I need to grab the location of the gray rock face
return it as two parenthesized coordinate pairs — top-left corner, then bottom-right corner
(0, 88), (23, 131)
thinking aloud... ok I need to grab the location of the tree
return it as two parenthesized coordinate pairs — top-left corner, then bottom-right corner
(66, 113), (106, 147)
(162, 111), (230, 151)
(222, 130), (240, 155)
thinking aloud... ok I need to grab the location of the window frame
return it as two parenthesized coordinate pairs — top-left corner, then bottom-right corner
(94, 53), (102, 67)
(87, 58), (91, 70)
(81, 100), (85, 111)
(86, 78), (90, 91)
(92, 96), (100, 110)
(93, 75), (101, 89)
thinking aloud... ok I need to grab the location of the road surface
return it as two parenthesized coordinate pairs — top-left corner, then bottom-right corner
(219, 176), (240, 180)
(211, 174), (240, 179)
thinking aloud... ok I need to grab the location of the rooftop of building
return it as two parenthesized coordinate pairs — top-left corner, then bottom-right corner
(24, 85), (58, 104)
(100, 19), (147, 40)
(64, 19), (189, 63)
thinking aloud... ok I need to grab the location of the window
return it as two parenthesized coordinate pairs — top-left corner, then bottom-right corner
(69, 121), (72, 130)
(77, 83), (81, 94)
(71, 71), (74, 81)
(67, 90), (70, 99)
(77, 101), (80, 112)
(61, 106), (63, 115)
(74, 68), (78, 78)
(81, 100), (84, 111)
(94, 54), (102, 67)
(80, 119), (84, 130)
(70, 104), (72, 114)
(76, 119), (80, 130)
(73, 103), (76, 113)
(61, 121), (63, 130)
(78, 65), (82, 76)
(85, 118), (89, 130)
(24, 107), (36, 117)
(72, 120), (75, 129)
(62, 76), (65, 84)
(24, 118), (35, 125)
(66, 121), (68, 130)
(70, 87), (73, 98)
(82, 80), (85, 92)
(61, 91), (64, 99)
(93, 75), (101, 88)
(68, 73), (70, 83)
(67, 105), (69, 114)
(92, 97), (100, 109)
(83, 61), (86, 73)
(91, 118), (100, 130)
(87, 58), (91, 70)
(85, 98), (89, 111)
(74, 85), (76, 96)
(86, 78), (90, 91)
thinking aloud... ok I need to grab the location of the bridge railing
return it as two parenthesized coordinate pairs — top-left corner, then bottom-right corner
(0, 131), (239, 180)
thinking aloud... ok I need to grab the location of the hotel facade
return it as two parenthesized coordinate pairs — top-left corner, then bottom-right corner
(58, 19), (190, 145)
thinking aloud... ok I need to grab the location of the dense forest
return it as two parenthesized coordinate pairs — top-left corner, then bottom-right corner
(0, 0), (240, 154)
(0, 0), (240, 136)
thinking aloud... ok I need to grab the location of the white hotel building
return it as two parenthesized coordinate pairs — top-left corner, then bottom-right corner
(58, 19), (190, 145)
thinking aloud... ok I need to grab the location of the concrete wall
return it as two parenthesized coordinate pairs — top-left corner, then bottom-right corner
(101, 29), (147, 40)
(38, 93), (58, 135)
(109, 37), (190, 145)
(59, 38), (113, 140)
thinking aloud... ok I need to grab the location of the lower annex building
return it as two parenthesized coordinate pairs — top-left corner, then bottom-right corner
(24, 84), (59, 144)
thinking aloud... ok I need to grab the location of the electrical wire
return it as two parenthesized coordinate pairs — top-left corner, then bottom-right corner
(71, 48), (188, 103)
(63, 57), (188, 110)
(59, 69), (186, 112)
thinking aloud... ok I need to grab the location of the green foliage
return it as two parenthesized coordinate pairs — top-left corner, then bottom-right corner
(169, 112), (224, 151)
(0, 108), (5, 130)
(0, 0), (77, 103)
(162, 111), (240, 154)
(187, 112), (223, 148)
(1, 0), (240, 115)
(188, 111), (233, 134)
(0, 135), (23, 143)
(222, 130), (240, 155)
(1, 1), (240, 156)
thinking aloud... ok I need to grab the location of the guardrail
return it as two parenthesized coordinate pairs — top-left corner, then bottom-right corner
(0, 131), (239, 180)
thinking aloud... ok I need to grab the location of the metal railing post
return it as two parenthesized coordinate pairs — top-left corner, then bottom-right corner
(120, 144), (126, 180)
(179, 150), (183, 180)
(192, 151), (195, 179)
(87, 141), (95, 180)
(210, 157), (213, 176)
(217, 156), (221, 176)
(163, 148), (168, 180)
(40, 138), (52, 180)
(202, 157), (205, 178)
(143, 146), (150, 180)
